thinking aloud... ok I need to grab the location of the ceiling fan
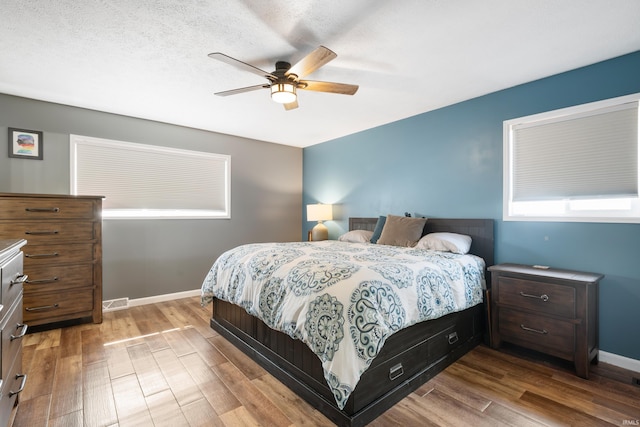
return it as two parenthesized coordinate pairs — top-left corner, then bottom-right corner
(208, 46), (358, 110)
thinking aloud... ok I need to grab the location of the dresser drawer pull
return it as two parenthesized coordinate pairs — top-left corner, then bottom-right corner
(520, 324), (548, 334)
(25, 207), (60, 213)
(9, 374), (27, 397)
(26, 276), (59, 284)
(25, 230), (59, 235)
(25, 252), (59, 258)
(389, 363), (404, 381)
(25, 303), (59, 312)
(10, 323), (28, 341)
(447, 332), (459, 345)
(519, 291), (549, 302)
(10, 274), (28, 286)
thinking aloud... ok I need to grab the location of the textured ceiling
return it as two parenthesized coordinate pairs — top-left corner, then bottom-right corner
(1, 1), (640, 148)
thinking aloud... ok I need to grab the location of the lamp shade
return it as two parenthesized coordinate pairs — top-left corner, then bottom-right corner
(306, 204), (333, 222)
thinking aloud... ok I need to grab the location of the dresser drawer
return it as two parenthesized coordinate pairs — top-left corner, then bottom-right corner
(24, 264), (94, 293)
(0, 252), (24, 317)
(1, 299), (26, 381)
(496, 277), (576, 318)
(498, 308), (575, 355)
(0, 198), (95, 220)
(23, 243), (94, 267)
(24, 287), (94, 325)
(0, 354), (24, 427)
(0, 221), (96, 244)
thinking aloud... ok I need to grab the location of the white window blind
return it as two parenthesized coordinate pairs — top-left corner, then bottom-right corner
(70, 135), (230, 219)
(511, 102), (638, 202)
(504, 92), (640, 223)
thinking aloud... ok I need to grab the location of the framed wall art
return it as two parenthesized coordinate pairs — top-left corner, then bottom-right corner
(8, 127), (43, 160)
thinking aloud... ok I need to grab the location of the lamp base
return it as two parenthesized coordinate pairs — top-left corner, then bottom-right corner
(311, 222), (328, 241)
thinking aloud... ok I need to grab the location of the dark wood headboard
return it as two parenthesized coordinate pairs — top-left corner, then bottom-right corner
(349, 217), (494, 267)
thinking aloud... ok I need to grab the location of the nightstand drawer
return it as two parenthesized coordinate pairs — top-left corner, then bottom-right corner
(499, 308), (575, 354)
(0, 198), (95, 220)
(0, 221), (96, 243)
(496, 277), (575, 318)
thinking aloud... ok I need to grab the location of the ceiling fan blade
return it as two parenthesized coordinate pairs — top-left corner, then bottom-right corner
(208, 52), (276, 80)
(284, 100), (299, 111)
(286, 46), (337, 79)
(214, 84), (269, 97)
(298, 80), (359, 95)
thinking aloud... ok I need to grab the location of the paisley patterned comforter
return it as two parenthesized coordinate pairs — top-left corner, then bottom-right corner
(200, 240), (485, 409)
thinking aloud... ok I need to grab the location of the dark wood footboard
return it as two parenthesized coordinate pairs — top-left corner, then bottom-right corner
(211, 298), (484, 427)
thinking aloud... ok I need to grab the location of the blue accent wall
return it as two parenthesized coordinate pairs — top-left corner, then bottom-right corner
(303, 51), (640, 361)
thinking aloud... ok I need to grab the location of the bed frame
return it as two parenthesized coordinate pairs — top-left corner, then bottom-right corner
(210, 217), (494, 426)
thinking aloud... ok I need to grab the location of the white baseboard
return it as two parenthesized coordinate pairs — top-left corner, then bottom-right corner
(600, 350), (640, 374)
(103, 289), (201, 312)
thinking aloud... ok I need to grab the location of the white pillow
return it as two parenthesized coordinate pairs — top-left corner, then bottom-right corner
(338, 229), (374, 243)
(415, 232), (472, 254)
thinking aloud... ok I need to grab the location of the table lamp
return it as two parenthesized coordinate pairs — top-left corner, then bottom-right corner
(307, 203), (332, 241)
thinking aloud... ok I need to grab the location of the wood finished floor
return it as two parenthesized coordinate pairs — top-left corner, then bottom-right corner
(12, 296), (640, 427)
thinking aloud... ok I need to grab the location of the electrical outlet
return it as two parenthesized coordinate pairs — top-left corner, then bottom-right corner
(632, 377), (640, 387)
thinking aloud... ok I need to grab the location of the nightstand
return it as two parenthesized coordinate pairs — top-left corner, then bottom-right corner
(488, 263), (603, 379)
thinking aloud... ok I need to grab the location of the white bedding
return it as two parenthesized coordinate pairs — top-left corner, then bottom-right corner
(201, 240), (485, 409)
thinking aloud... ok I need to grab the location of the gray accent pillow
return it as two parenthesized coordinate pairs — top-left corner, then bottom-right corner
(376, 214), (427, 247)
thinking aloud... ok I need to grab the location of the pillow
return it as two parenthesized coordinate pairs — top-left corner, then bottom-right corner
(415, 232), (472, 254)
(376, 214), (427, 247)
(338, 229), (374, 243)
(369, 215), (386, 243)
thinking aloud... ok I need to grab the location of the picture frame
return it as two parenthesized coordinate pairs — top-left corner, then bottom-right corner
(8, 127), (43, 160)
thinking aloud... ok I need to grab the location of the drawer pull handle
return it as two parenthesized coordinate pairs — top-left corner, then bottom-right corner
(25, 252), (59, 259)
(26, 277), (59, 284)
(10, 323), (28, 341)
(10, 274), (28, 286)
(25, 230), (59, 235)
(25, 207), (60, 213)
(389, 363), (404, 381)
(519, 291), (549, 302)
(520, 324), (548, 334)
(26, 303), (59, 312)
(9, 374), (27, 397)
(447, 332), (459, 345)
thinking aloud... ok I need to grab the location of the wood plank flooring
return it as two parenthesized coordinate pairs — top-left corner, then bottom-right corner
(12, 296), (640, 426)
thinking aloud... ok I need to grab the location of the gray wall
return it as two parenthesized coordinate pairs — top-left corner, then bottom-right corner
(1, 94), (302, 300)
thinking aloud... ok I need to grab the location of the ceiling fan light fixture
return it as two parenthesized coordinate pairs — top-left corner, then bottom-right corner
(271, 82), (296, 104)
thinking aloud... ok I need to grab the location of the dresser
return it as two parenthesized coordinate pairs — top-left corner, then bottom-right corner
(489, 263), (603, 379)
(0, 193), (103, 328)
(0, 239), (27, 427)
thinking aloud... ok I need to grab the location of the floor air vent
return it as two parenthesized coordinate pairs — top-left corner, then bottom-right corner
(103, 298), (130, 312)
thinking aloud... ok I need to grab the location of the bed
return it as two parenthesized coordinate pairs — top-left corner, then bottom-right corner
(202, 217), (494, 427)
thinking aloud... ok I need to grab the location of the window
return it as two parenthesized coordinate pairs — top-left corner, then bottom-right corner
(503, 93), (640, 223)
(70, 135), (230, 219)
